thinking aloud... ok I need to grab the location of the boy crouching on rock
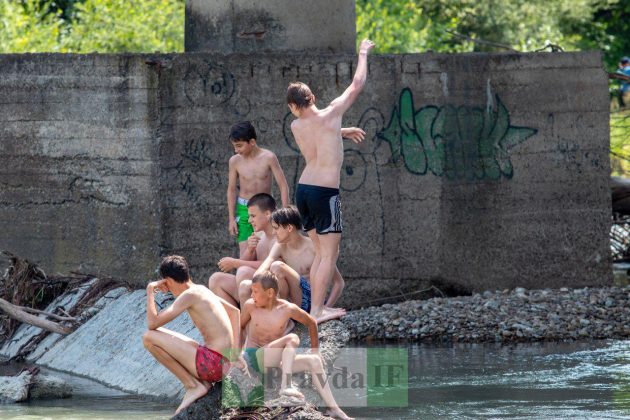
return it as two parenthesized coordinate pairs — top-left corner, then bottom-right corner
(240, 270), (353, 420)
(142, 255), (240, 415)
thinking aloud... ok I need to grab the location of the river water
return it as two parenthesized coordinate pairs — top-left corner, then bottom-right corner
(2, 340), (630, 419)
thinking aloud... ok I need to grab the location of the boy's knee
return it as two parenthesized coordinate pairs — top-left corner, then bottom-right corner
(208, 272), (221, 288)
(287, 333), (300, 347)
(270, 260), (286, 275)
(236, 266), (254, 280)
(142, 330), (155, 347)
(238, 280), (252, 300)
(308, 355), (324, 372)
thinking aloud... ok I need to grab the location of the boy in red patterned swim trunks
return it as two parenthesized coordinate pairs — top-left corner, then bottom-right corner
(143, 255), (241, 415)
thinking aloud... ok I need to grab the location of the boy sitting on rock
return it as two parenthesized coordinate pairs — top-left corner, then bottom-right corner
(239, 271), (352, 420)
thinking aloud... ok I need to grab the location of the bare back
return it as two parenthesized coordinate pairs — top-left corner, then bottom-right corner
(245, 299), (294, 348)
(291, 109), (343, 188)
(184, 285), (234, 350)
(233, 148), (275, 199)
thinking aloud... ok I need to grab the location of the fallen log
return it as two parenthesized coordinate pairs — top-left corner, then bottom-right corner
(0, 298), (72, 335)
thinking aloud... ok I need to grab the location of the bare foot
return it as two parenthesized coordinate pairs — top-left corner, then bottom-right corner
(315, 307), (346, 324)
(280, 386), (305, 400)
(325, 407), (354, 420)
(175, 382), (209, 414)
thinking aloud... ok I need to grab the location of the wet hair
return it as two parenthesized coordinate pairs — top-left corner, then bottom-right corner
(248, 193), (277, 212)
(286, 82), (314, 109)
(229, 121), (257, 143)
(159, 255), (190, 283)
(271, 206), (302, 230)
(252, 270), (279, 293)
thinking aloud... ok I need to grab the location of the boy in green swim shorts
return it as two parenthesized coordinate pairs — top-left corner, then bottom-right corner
(227, 121), (290, 257)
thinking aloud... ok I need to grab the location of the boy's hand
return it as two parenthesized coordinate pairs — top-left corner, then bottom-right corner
(342, 127), (366, 144)
(247, 233), (260, 251)
(229, 219), (238, 236)
(147, 279), (169, 293)
(359, 39), (375, 55)
(233, 355), (251, 378)
(218, 257), (238, 273)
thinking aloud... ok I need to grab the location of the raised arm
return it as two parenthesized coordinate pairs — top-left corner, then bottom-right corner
(219, 296), (241, 359)
(146, 281), (192, 330)
(270, 154), (290, 207)
(329, 39), (375, 115)
(227, 156), (238, 236)
(340, 127), (366, 144)
(288, 304), (319, 349)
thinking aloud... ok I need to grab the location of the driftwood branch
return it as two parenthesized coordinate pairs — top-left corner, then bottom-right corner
(0, 298), (72, 335)
(18, 306), (78, 323)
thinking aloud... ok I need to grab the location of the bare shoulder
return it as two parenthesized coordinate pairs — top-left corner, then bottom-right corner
(277, 299), (298, 312)
(259, 148), (278, 162)
(243, 298), (256, 312)
(228, 154), (242, 166)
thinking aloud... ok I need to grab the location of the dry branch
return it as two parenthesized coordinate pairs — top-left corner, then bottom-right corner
(0, 297), (72, 335)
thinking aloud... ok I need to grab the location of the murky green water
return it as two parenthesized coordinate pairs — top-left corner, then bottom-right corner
(3, 340), (630, 419)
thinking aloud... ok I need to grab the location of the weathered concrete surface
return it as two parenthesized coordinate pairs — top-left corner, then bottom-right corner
(185, 0), (356, 54)
(0, 52), (612, 306)
(34, 290), (201, 398)
(0, 54), (161, 284)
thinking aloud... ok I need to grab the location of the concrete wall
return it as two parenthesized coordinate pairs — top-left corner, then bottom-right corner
(185, 0), (356, 54)
(0, 51), (612, 307)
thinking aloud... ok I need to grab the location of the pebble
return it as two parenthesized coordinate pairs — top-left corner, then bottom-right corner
(342, 286), (630, 343)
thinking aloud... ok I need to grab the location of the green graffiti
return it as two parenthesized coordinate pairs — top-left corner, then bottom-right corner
(378, 88), (537, 180)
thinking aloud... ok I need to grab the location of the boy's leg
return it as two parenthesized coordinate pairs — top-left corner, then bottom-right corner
(261, 333), (303, 398)
(238, 279), (253, 306)
(325, 266), (345, 308)
(270, 261), (301, 305)
(291, 354), (352, 419)
(309, 232), (345, 323)
(208, 272), (238, 307)
(236, 266), (256, 287)
(142, 327), (209, 413)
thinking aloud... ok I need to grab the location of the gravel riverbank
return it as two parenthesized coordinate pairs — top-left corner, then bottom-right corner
(342, 286), (630, 343)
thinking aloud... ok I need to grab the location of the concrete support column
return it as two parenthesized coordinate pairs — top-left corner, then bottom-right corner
(185, 0), (356, 53)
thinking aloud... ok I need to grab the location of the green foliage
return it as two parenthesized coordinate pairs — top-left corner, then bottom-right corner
(0, 0), (184, 53)
(610, 110), (630, 176)
(0, 0), (65, 52)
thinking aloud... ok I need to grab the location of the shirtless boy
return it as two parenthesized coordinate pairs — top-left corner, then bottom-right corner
(227, 121), (290, 257)
(287, 39), (375, 322)
(143, 255), (240, 414)
(238, 206), (345, 323)
(240, 271), (353, 420)
(209, 193), (277, 307)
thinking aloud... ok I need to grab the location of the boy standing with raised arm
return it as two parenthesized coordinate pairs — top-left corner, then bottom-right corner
(227, 121), (290, 257)
(287, 39), (375, 322)
(240, 271), (353, 420)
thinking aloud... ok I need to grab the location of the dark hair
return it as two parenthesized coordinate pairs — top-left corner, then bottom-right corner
(230, 121), (257, 142)
(159, 255), (190, 283)
(248, 193), (277, 212)
(287, 82), (314, 109)
(271, 206), (302, 230)
(252, 270), (279, 293)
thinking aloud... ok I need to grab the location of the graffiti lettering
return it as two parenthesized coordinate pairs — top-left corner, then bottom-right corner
(378, 88), (537, 180)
